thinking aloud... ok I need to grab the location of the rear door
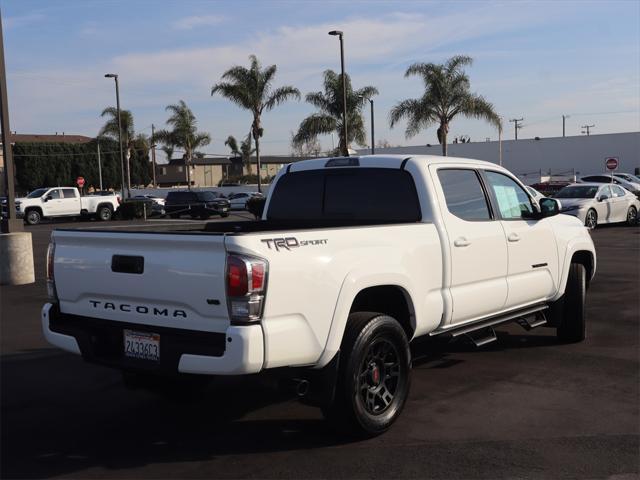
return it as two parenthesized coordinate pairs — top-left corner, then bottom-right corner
(482, 170), (559, 308)
(60, 188), (81, 215)
(431, 167), (508, 324)
(610, 185), (629, 222)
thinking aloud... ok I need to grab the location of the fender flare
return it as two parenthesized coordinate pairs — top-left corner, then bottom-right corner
(314, 271), (416, 369)
(551, 237), (596, 302)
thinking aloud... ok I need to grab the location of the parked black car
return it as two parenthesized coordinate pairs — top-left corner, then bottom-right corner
(164, 191), (230, 219)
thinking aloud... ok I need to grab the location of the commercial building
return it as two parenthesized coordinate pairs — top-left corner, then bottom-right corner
(155, 155), (299, 187)
(358, 132), (639, 184)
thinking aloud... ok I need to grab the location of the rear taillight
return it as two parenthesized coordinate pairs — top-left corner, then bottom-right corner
(46, 241), (58, 301)
(226, 253), (268, 323)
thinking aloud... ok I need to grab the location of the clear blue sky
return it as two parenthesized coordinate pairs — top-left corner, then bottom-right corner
(2, 0), (639, 158)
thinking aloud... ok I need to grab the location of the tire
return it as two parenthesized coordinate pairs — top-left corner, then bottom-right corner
(25, 209), (41, 225)
(626, 206), (637, 226)
(97, 206), (113, 221)
(557, 263), (586, 343)
(584, 209), (597, 230)
(323, 312), (411, 437)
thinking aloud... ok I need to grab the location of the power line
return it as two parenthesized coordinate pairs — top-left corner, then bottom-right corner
(581, 124), (595, 136)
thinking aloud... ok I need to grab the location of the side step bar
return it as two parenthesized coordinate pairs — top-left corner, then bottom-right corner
(432, 303), (549, 339)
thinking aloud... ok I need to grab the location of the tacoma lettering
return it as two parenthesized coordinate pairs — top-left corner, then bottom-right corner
(89, 300), (186, 318)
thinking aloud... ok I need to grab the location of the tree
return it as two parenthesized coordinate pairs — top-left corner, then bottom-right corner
(293, 70), (378, 155)
(154, 100), (211, 189)
(225, 134), (255, 174)
(161, 145), (174, 162)
(389, 55), (501, 156)
(289, 131), (321, 158)
(99, 107), (135, 191)
(211, 55), (300, 192)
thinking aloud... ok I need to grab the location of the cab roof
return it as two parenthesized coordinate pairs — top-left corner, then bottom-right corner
(287, 154), (501, 173)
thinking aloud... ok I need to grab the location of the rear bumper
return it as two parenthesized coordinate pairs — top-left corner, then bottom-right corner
(41, 303), (264, 375)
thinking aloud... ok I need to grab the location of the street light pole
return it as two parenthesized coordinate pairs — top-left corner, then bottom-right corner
(0, 11), (21, 233)
(329, 30), (348, 156)
(369, 99), (374, 155)
(562, 114), (570, 137)
(104, 73), (127, 199)
(151, 123), (157, 188)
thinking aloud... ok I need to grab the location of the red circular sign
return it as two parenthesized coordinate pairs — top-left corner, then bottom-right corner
(76, 176), (85, 187)
(605, 158), (618, 171)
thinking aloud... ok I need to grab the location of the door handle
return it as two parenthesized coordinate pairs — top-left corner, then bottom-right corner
(508, 233), (521, 242)
(454, 237), (471, 247)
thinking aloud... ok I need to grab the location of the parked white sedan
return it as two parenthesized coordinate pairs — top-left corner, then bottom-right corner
(555, 183), (639, 229)
(228, 192), (262, 210)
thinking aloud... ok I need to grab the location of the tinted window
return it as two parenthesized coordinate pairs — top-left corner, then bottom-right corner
(48, 189), (61, 199)
(484, 171), (534, 220)
(267, 168), (421, 222)
(27, 188), (48, 198)
(582, 176), (610, 183)
(612, 185), (626, 197)
(599, 186), (612, 199)
(166, 192), (196, 203)
(555, 186), (599, 198)
(197, 192), (218, 202)
(61, 188), (77, 198)
(438, 169), (491, 221)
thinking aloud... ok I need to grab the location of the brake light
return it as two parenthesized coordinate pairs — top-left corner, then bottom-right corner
(46, 241), (58, 301)
(226, 253), (268, 323)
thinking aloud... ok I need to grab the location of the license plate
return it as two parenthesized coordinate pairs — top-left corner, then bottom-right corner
(124, 329), (160, 362)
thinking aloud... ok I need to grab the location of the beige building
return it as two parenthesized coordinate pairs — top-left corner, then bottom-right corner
(156, 155), (300, 187)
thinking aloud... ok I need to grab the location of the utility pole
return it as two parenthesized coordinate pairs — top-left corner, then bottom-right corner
(97, 143), (103, 190)
(562, 114), (570, 137)
(151, 123), (157, 188)
(581, 124), (595, 136)
(509, 118), (523, 140)
(329, 30), (348, 156)
(0, 11), (22, 233)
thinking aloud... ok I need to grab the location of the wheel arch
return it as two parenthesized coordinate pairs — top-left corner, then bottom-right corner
(571, 250), (595, 288)
(316, 276), (417, 369)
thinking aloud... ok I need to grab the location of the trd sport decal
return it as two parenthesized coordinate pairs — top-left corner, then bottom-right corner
(261, 237), (328, 251)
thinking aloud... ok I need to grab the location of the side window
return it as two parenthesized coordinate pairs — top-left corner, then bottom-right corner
(612, 185), (626, 197)
(48, 189), (61, 199)
(599, 186), (612, 199)
(484, 171), (534, 220)
(437, 169), (491, 221)
(61, 188), (77, 198)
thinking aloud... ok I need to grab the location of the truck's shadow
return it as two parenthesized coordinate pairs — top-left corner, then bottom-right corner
(3, 328), (560, 478)
(1, 350), (348, 479)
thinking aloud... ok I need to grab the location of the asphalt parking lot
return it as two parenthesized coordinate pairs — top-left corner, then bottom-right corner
(1, 219), (638, 479)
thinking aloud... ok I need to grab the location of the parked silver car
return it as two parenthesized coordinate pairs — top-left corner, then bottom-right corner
(555, 183), (639, 229)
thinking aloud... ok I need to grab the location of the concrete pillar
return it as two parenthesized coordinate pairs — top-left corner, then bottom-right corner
(0, 232), (35, 285)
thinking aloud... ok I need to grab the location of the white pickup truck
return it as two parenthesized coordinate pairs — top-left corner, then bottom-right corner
(16, 187), (119, 225)
(42, 155), (596, 436)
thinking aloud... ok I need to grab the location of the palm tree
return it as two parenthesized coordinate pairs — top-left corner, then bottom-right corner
(211, 55), (300, 192)
(389, 55), (501, 156)
(161, 144), (174, 162)
(99, 107), (135, 193)
(225, 134), (255, 174)
(293, 70), (378, 155)
(154, 100), (211, 189)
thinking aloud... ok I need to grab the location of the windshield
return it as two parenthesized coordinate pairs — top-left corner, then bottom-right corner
(554, 186), (599, 199)
(197, 192), (220, 201)
(27, 188), (49, 198)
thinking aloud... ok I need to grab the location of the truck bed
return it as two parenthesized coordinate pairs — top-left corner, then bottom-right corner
(57, 218), (421, 236)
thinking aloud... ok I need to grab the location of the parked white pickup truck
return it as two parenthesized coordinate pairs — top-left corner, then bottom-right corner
(16, 187), (119, 225)
(42, 155), (596, 435)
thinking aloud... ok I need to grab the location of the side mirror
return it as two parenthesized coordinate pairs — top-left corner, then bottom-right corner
(44, 194), (53, 202)
(537, 197), (561, 218)
(597, 195), (608, 202)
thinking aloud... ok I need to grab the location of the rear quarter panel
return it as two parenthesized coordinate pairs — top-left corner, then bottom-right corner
(228, 223), (443, 369)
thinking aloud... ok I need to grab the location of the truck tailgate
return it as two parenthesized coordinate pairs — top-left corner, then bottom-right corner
(52, 230), (230, 333)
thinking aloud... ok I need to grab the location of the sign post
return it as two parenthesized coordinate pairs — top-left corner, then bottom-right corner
(605, 157), (619, 184)
(76, 176), (85, 194)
